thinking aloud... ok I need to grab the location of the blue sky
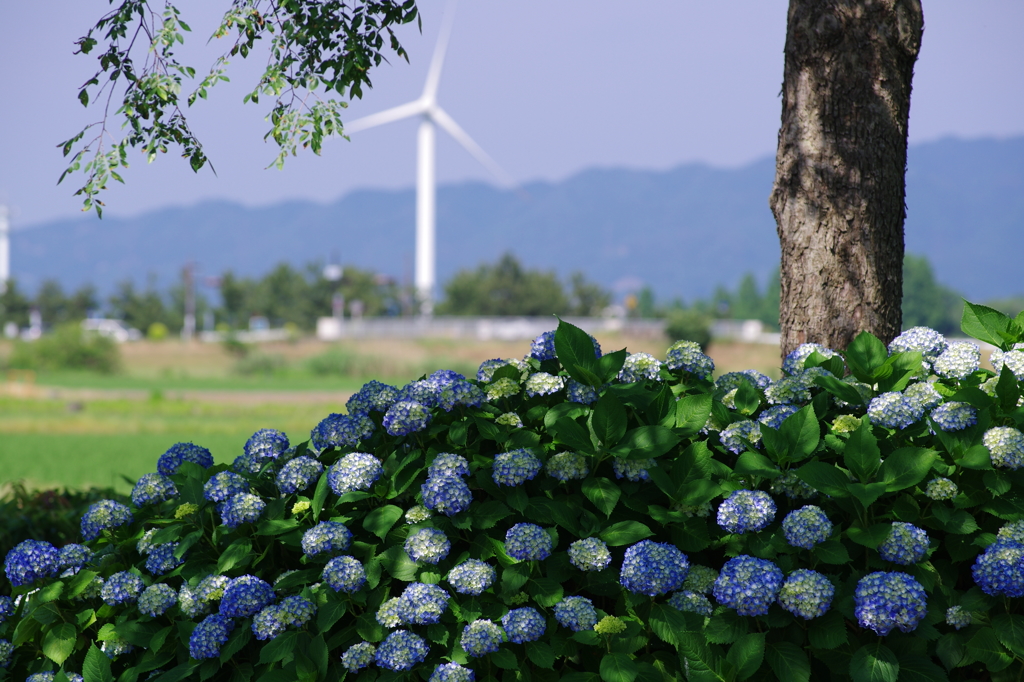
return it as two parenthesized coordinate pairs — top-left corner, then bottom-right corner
(1, 0), (1022, 227)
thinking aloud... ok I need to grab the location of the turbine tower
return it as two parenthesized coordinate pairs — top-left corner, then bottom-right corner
(344, 0), (513, 316)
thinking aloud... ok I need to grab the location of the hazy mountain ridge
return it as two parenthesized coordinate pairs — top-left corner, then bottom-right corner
(11, 136), (1023, 302)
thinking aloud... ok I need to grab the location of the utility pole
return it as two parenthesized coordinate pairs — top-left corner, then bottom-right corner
(0, 205), (9, 295)
(182, 262), (196, 343)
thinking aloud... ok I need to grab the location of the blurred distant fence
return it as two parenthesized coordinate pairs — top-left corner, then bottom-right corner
(315, 316), (668, 342)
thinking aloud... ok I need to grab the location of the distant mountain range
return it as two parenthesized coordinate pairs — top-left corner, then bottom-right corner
(11, 135), (1024, 303)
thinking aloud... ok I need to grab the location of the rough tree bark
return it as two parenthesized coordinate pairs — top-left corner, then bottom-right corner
(770, 0), (924, 359)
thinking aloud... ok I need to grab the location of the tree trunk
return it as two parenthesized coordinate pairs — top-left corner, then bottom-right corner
(770, 0), (924, 359)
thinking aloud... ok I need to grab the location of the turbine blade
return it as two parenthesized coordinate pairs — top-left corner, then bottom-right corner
(431, 107), (516, 187)
(422, 0), (459, 101)
(345, 100), (426, 134)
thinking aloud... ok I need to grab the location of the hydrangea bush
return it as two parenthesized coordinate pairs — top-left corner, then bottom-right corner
(4, 302), (1024, 682)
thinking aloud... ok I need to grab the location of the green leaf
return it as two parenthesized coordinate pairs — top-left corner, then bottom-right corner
(992, 614), (1024, 657)
(775, 404), (819, 462)
(490, 648), (519, 669)
(555, 319), (602, 385)
(847, 522), (893, 549)
(965, 627), (1013, 671)
(316, 598), (346, 633)
(845, 332), (890, 382)
(794, 462), (850, 498)
(996, 365), (1022, 412)
(808, 609), (847, 649)
(962, 300), (1022, 349)
(259, 631), (299, 665)
(528, 577), (564, 607)
(895, 655), (948, 682)
(600, 653), (638, 682)
(734, 378), (761, 415)
(43, 622), (78, 666)
(765, 642), (810, 682)
(675, 394), (713, 438)
(726, 633), (765, 681)
(611, 426), (681, 460)
(84, 642), (114, 682)
(502, 564), (531, 593)
(551, 417), (596, 454)
(680, 632), (728, 682)
(704, 611), (748, 645)
(583, 477), (621, 517)
(649, 604), (697, 646)
(849, 642), (899, 682)
(600, 520), (654, 546)
(878, 447), (937, 492)
(593, 393), (628, 448)
(847, 482), (888, 510)
(526, 641), (555, 669)
(844, 418), (881, 482)
(217, 538), (252, 573)
(471, 500), (513, 530)
(363, 505), (403, 540)
(812, 539), (850, 565)
(733, 451), (781, 479)
(814, 375), (867, 406)
(959, 444), (993, 470)
(311, 471), (329, 518)
(598, 349), (629, 383)
(378, 545), (418, 581)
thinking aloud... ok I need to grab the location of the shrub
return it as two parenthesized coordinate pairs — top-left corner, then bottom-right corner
(233, 353), (287, 376)
(305, 349), (359, 377)
(7, 323), (120, 373)
(147, 323), (169, 341)
(4, 303), (1024, 682)
(664, 308), (712, 350)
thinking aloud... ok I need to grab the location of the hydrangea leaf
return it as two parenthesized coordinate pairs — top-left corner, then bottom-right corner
(600, 652), (639, 682)
(597, 349), (628, 384)
(961, 301), (1023, 350)
(812, 539), (850, 565)
(894, 655), (949, 682)
(679, 632), (729, 682)
(311, 471), (329, 519)
(491, 648), (519, 670)
(610, 426), (681, 461)
(733, 452), (782, 479)
(965, 627), (1013, 672)
(849, 642), (899, 682)
(844, 418), (881, 483)
(765, 641), (811, 682)
(958, 444), (993, 470)
(42, 622), (77, 666)
(814, 374), (866, 406)
(845, 332), (889, 383)
(807, 609), (848, 649)
(216, 538), (252, 574)
(991, 614), (1024, 658)
(526, 641), (555, 669)
(878, 447), (937, 492)
(847, 482), (887, 511)
(734, 379), (761, 416)
(582, 477), (621, 518)
(554, 318), (601, 386)
(726, 633), (765, 681)
(362, 505), (403, 541)
(794, 462), (851, 498)
(674, 393), (714, 438)
(84, 642), (114, 682)
(704, 611), (748, 645)
(551, 417), (597, 454)
(997, 365), (1022, 412)
(599, 521), (653, 547)
(592, 392), (628, 449)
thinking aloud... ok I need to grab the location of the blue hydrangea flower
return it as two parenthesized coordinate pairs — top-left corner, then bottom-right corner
(496, 412), (524, 428)
(430, 662), (476, 682)
(244, 428), (289, 459)
(668, 590), (714, 616)
(492, 448), (542, 486)
(502, 607), (546, 643)
(342, 641), (377, 672)
(998, 521), (1024, 544)
(189, 614), (235, 659)
(101, 637), (133, 659)
(565, 379), (599, 405)
(401, 583), (450, 625)
(984, 427), (1024, 470)
(277, 595), (315, 627)
(375, 630), (429, 671)
(717, 490), (776, 534)
(448, 559), (497, 595)
(138, 583), (177, 617)
(991, 349), (1024, 380)
(783, 343), (840, 375)
(505, 523), (552, 561)
(398, 380), (441, 408)
(946, 605), (972, 630)
(461, 619), (505, 657)
(764, 373), (815, 405)
(252, 604), (287, 641)
(553, 596), (598, 631)
(276, 456), (324, 495)
(546, 451), (589, 481)
(302, 521), (353, 558)
(925, 477), (958, 501)
(719, 420), (761, 454)
(405, 528), (451, 564)
(619, 352), (663, 382)
(157, 442), (214, 476)
(421, 475), (473, 516)
(525, 372), (564, 397)
(203, 471), (250, 503)
(930, 402), (978, 431)
(904, 381), (943, 414)
(428, 368), (467, 387)
(328, 452), (384, 496)
(197, 574), (231, 603)
(619, 540), (690, 596)
(178, 584), (208, 619)
(377, 597), (412, 627)
(868, 392), (919, 429)
(889, 327), (947, 371)
(0, 596), (14, 624)
(145, 542), (184, 575)
(438, 380), (487, 411)
(406, 505), (433, 524)
(530, 331), (558, 361)
(683, 565), (718, 594)
(131, 473), (178, 507)
(665, 340), (715, 379)
(101, 571), (145, 605)
(383, 400), (433, 436)
(568, 537), (612, 571)
(713, 555), (784, 616)
(323, 555), (366, 593)
(81, 499), (133, 541)
(231, 452), (264, 475)
(854, 571), (928, 635)
(770, 471), (818, 500)
(782, 506), (832, 549)
(311, 413), (375, 452)
(778, 569), (834, 619)
(878, 522), (930, 565)
(429, 453), (471, 478)
(972, 539), (1024, 597)
(347, 380), (400, 417)
(759, 405), (799, 430)
(218, 492), (265, 529)
(612, 457), (654, 482)
(57, 543), (93, 573)
(478, 358), (527, 382)
(487, 379), (521, 401)
(220, 575), (275, 617)
(933, 341), (981, 380)
(0, 639), (13, 668)
(717, 370), (772, 393)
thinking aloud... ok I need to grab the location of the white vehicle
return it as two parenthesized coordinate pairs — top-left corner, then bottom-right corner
(81, 318), (142, 343)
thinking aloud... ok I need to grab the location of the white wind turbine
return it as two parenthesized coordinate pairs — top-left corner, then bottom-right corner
(344, 0), (514, 316)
